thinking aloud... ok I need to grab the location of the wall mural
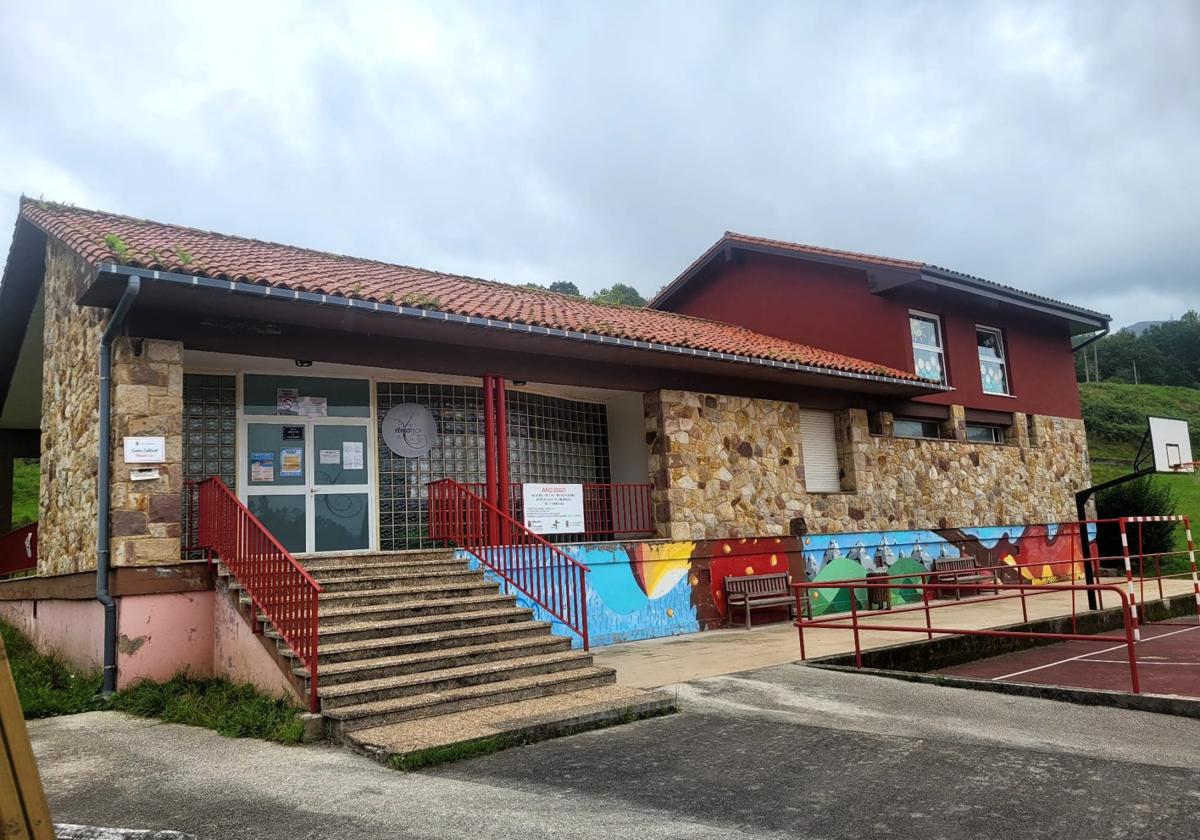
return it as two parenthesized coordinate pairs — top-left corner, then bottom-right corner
(462, 521), (1094, 648)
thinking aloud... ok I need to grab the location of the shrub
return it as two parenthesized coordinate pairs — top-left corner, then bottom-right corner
(0, 621), (104, 718)
(1094, 477), (1178, 564)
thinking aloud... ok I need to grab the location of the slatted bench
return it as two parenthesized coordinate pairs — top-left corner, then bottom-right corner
(932, 557), (998, 600)
(724, 572), (808, 629)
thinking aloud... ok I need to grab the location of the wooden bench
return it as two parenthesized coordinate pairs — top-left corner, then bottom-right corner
(932, 557), (998, 600)
(724, 573), (809, 629)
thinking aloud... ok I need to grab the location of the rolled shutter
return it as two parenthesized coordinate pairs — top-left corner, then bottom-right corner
(798, 409), (841, 493)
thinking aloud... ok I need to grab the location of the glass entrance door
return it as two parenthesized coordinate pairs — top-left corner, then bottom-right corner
(243, 419), (373, 554)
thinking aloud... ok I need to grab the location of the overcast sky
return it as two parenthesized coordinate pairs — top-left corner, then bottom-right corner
(1, 1), (1197, 327)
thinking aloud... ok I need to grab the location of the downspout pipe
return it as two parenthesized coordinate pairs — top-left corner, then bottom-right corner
(97, 276), (141, 696)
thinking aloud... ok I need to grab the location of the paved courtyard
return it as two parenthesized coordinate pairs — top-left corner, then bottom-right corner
(30, 664), (1200, 840)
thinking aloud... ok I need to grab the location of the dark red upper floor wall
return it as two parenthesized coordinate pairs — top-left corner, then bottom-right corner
(660, 252), (1083, 419)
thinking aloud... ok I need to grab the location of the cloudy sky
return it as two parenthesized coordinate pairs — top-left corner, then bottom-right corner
(1, 1), (1196, 327)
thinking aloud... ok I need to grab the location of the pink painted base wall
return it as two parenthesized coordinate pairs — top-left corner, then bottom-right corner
(212, 584), (302, 704)
(115, 591), (215, 689)
(0, 599), (104, 674)
(0, 587), (300, 704)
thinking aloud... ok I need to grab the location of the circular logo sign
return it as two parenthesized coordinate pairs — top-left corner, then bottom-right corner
(382, 404), (437, 458)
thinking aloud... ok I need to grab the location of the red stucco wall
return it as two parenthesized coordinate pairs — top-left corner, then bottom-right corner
(661, 253), (1082, 418)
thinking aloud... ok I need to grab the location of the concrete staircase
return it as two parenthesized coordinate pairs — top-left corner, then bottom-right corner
(242, 549), (619, 741)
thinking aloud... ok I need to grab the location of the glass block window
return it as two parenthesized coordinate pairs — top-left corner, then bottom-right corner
(976, 326), (1010, 395)
(909, 311), (947, 385)
(182, 374), (237, 550)
(377, 382), (611, 550)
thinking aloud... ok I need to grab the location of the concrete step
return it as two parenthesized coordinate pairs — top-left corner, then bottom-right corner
(318, 651), (594, 709)
(300, 621), (556, 665)
(318, 581), (500, 607)
(325, 666), (618, 736)
(346, 685), (676, 768)
(303, 559), (470, 579)
(312, 570), (486, 593)
(299, 550), (455, 569)
(298, 635), (574, 686)
(315, 594), (518, 626)
(294, 606), (534, 645)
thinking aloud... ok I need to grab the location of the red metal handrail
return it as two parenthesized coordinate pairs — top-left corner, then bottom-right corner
(794, 579), (1142, 693)
(0, 522), (37, 578)
(194, 477), (322, 712)
(428, 478), (591, 649)
(465, 482), (653, 540)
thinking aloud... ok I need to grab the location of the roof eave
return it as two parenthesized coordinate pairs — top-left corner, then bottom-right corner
(918, 266), (1111, 333)
(93, 262), (944, 395)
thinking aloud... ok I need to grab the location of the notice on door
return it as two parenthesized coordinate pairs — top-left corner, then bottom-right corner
(521, 483), (585, 535)
(280, 447), (304, 478)
(343, 441), (364, 471)
(250, 452), (275, 483)
(319, 449), (341, 465)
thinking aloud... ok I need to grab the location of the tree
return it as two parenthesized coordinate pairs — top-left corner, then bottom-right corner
(1093, 477), (1177, 566)
(590, 282), (647, 307)
(547, 281), (581, 297)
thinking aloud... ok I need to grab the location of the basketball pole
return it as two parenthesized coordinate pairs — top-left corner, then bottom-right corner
(1074, 429), (1155, 611)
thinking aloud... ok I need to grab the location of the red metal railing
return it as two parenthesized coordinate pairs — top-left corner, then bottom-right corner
(428, 478), (591, 649)
(0, 522), (37, 578)
(465, 482), (653, 540)
(194, 477), (322, 712)
(794, 578), (1143, 693)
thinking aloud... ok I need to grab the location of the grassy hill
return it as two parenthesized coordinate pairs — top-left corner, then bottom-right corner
(1080, 382), (1200, 540)
(11, 458), (37, 528)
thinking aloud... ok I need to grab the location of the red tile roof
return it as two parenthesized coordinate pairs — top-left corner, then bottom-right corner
(16, 198), (929, 384)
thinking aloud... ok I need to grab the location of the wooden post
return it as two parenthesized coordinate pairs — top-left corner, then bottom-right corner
(0, 633), (55, 839)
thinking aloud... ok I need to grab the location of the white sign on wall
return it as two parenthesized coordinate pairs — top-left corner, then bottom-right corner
(123, 436), (166, 464)
(521, 483), (585, 535)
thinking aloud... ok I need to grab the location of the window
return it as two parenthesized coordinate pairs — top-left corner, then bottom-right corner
(976, 326), (1010, 395)
(894, 418), (942, 440)
(909, 312), (946, 384)
(797, 409), (842, 492)
(867, 411), (885, 436)
(966, 423), (1004, 444)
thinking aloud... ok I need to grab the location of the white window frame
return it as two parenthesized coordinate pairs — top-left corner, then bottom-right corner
(975, 325), (1011, 396)
(909, 310), (947, 385)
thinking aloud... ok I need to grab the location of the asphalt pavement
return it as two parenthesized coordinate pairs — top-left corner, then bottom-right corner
(29, 664), (1200, 840)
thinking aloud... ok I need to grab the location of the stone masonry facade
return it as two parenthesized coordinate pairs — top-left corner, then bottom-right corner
(108, 337), (184, 567)
(37, 239), (185, 576)
(645, 389), (1092, 541)
(38, 242), (103, 575)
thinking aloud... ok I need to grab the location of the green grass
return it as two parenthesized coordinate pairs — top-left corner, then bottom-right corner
(2, 621), (305, 742)
(112, 674), (306, 743)
(1080, 382), (1200, 462)
(11, 458), (38, 527)
(0, 621), (104, 718)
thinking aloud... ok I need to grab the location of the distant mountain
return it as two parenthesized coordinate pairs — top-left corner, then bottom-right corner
(1125, 320), (1164, 336)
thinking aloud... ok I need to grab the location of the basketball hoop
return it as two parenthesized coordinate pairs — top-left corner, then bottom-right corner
(1169, 461), (1200, 484)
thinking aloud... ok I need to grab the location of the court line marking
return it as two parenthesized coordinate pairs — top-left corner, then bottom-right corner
(991, 624), (1200, 681)
(1082, 658), (1200, 666)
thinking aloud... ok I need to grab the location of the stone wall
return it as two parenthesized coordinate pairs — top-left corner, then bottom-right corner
(645, 389), (1092, 541)
(38, 242), (103, 575)
(37, 239), (186, 575)
(109, 337), (184, 566)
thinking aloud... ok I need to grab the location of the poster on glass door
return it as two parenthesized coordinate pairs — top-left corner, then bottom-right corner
(521, 483), (585, 535)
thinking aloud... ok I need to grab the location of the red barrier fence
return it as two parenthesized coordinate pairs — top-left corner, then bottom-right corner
(195, 477), (322, 712)
(465, 482), (653, 540)
(0, 522), (37, 578)
(429, 478), (590, 649)
(794, 577), (1143, 693)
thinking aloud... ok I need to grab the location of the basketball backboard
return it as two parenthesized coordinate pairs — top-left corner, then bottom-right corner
(1148, 416), (1194, 473)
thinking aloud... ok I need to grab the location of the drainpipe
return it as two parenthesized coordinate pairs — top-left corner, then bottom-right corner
(97, 276), (141, 696)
